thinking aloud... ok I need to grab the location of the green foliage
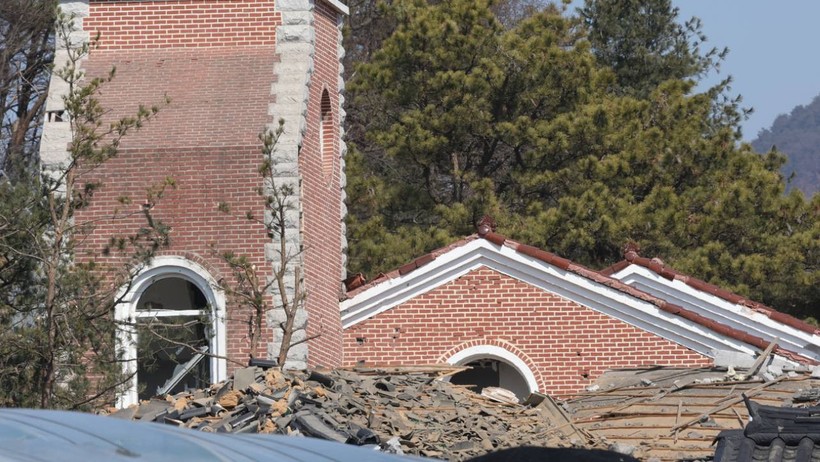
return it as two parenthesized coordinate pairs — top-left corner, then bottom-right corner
(579, 0), (727, 98)
(346, 0), (818, 319)
(0, 11), (169, 409)
(214, 120), (311, 367)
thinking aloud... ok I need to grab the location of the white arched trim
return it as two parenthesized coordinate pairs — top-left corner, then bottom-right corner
(116, 256), (227, 408)
(445, 345), (539, 394)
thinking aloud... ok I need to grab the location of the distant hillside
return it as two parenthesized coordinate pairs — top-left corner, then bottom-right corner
(752, 95), (820, 196)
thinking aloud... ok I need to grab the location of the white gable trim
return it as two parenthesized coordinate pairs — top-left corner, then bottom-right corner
(611, 264), (820, 362)
(340, 240), (758, 358)
(318, 0), (350, 15)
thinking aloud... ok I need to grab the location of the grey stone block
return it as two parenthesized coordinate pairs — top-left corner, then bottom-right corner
(283, 11), (313, 25)
(766, 364), (784, 377)
(277, 0), (312, 11)
(60, 1), (89, 18)
(278, 25), (312, 43)
(712, 349), (756, 369)
(233, 367), (257, 391)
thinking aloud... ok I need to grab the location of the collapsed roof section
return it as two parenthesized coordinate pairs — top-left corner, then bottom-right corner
(341, 232), (818, 365)
(603, 249), (820, 364)
(569, 366), (820, 461)
(714, 399), (820, 462)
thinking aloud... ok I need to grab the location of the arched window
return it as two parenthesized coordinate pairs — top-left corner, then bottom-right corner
(446, 345), (538, 402)
(320, 89), (334, 183)
(116, 257), (226, 407)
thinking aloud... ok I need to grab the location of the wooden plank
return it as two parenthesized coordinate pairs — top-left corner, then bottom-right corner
(673, 400), (682, 444)
(669, 376), (786, 433)
(731, 407), (746, 428)
(746, 339), (778, 376)
(532, 392), (588, 442)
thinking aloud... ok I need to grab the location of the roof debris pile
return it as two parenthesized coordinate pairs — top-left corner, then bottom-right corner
(107, 365), (584, 460)
(713, 400), (820, 462)
(565, 366), (820, 461)
(105, 359), (820, 461)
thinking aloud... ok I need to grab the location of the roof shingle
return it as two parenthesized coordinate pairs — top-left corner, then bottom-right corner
(714, 399), (820, 462)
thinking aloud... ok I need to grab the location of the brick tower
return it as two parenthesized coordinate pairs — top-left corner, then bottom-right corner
(41, 0), (348, 406)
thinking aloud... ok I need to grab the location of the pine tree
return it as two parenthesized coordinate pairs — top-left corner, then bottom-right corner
(346, 0), (818, 319)
(579, 0), (727, 98)
(0, 10), (171, 408)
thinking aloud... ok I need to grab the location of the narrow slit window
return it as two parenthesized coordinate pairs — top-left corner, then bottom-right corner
(320, 90), (334, 182)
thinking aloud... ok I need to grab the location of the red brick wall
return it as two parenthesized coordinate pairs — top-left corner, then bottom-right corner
(85, 47), (277, 149)
(343, 267), (711, 396)
(78, 0), (345, 370)
(299, 1), (344, 367)
(77, 0), (282, 368)
(86, 0), (279, 50)
(75, 147), (272, 365)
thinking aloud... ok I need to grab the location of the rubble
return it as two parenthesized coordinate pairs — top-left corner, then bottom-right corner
(106, 365), (586, 461)
(566, 366), (820, 461)
(104, 363), (820, 461)
(607, 442), (636, 456)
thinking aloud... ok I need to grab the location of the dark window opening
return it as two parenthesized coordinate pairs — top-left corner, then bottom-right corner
(450, 358), (530, 402)
(451, 359), (500, 393)
(46, 110), (65, 122)
(135, 278), (212, 400)
(320, 89), (334, 182)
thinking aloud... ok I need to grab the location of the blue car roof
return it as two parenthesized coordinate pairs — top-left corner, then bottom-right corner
(0, 409), (425, 462)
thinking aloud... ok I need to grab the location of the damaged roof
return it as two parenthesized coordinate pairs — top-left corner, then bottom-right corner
(100, 364), (580, 461)
(95, 363), (820, 462)
(713, 400), (820, 462)
(341, 232), (818, 365)
(566, 366), (820, 461)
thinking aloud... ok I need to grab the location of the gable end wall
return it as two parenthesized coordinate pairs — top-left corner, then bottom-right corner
(343, 267), (710, 396)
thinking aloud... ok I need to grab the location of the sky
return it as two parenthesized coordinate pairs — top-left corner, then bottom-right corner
(566, 1), (820, 141)
(674, 1), (820, 141)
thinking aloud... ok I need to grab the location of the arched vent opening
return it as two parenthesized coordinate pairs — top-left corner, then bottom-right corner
(450, 358), (530, 402)
(320, 89), (334, 183)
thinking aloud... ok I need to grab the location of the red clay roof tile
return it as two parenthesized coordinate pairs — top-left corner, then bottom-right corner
(602, 250), (820, 337)
(343, 235), (480, 298)
(344, 233), (818, 364)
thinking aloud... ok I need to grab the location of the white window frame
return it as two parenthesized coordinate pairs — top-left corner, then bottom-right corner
(115, 256), (226, 408)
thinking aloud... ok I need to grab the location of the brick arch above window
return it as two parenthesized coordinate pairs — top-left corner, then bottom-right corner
(115, 256), (227, 408)
(440, 339), (544, 393)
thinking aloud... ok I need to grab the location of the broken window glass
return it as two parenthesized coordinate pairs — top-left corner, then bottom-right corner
(134, 278), (213, 400)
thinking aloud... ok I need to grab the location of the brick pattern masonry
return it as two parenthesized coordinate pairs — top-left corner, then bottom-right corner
(86, 0), (279, 49)
(344, 267), (711, 397)
(65, 0), (345, 372)
(297, 0), (346, 368)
